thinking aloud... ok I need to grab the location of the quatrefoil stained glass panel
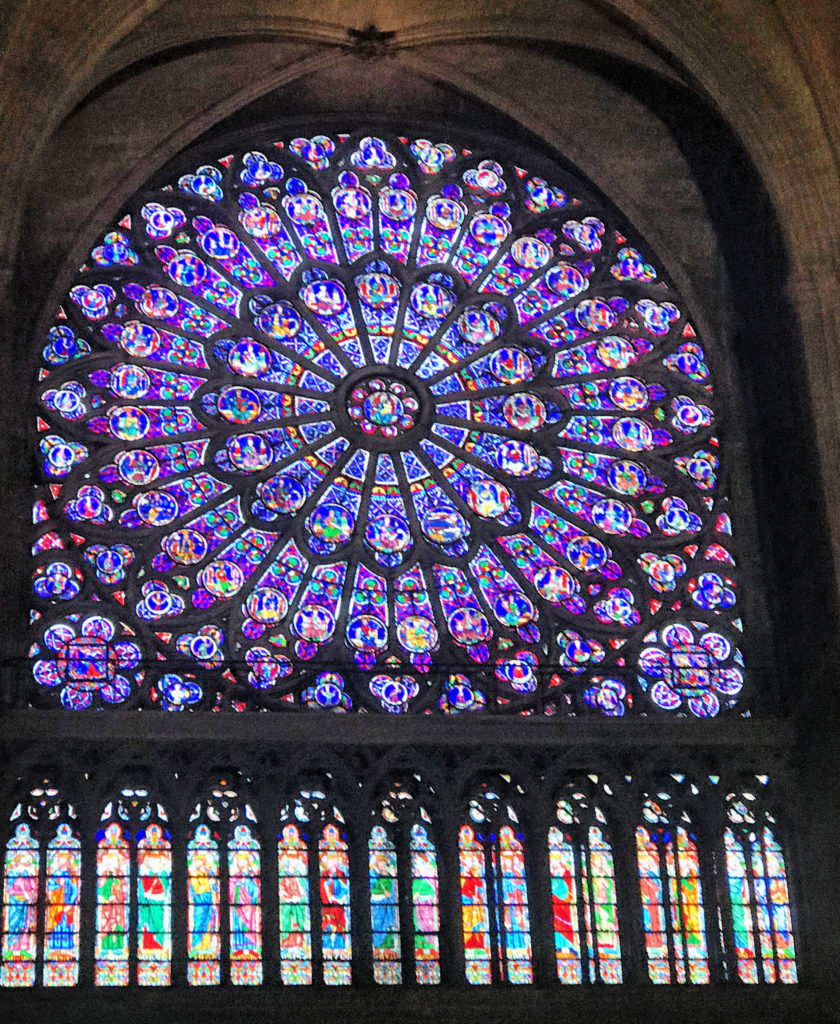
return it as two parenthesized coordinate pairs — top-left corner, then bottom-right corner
(30, 132), (743, 716)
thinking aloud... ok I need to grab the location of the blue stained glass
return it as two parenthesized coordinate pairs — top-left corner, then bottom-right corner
(30, 132), (743, 717)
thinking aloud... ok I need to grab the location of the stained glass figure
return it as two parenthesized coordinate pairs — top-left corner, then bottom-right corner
(187, 825), (221, 984)
(43, 824), (81, 986)
(95, 788), (170, 986)
(228, 825), (263, 985)
(549, 781), (621, 983)
(95, 823), (131, 985)
(724, 788), (797, 983)
(369, 825), (401, 983)
(460, 782), (532, 983)
(277, 823), (312, 984)
(319, 824), (352, 985)
(0, 784), (80, 987)
(1, 824), (39, 987)
(368, 781), (441, 985)
(637, 793), (709, 983)
(278, 787), (351, 985)
(31, 132), (744, 718)
(136, 824), (172, 985)
(187, 778), (262, 985)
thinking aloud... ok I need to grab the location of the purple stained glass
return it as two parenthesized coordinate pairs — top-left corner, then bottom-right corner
(31, 132), (743, 716)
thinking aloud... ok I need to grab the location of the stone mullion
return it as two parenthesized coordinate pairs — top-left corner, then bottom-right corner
(169, 804), (188, 988)
(257, 773), (280, 986)
(693, 789), (731, 983)
(610, 778), (648, 984)
(525, 785), (555, 986)
(436, 796), (465, 987)
(349, 804), (372, 987)
(76, 774), (98, 988)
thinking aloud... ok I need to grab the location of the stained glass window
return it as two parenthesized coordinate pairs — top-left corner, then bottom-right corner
(187, 824), (221, 984)
(369, 780), (441, 985)
(95, 788), (170, 986)
(549, 780), (621, 983)
(187, 778), (262, 985)
(29, 131), (744, 719)
(460, 782), (532, 984)
(278, 787), (351, 985)
(637, 792), (709, 984)
(724, 788), (797, 983)
(1, 824), (39, 986)
(1, 783), (80, 988)
(43, 823), (82, 986)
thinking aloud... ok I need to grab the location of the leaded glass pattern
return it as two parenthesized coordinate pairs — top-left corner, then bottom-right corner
(43, 823), (82, 986)
(368, 780), (441, 985)
(1, 784), (81, 988)
(227, 825), (263, 985)
(94, 788), (170, 986)
(0, 771), (798, 987)
(29, 131), (744, 717)
(460, 782), (533, 984)
(637, 793), (709, 984)
(549, 780), (621, 983)
(724, 789), (797, 983)
(187, 777), (262, 985)
(277, 787), (351, 985)
(1, 824), (39, 986)
(187, 824), (221, 984)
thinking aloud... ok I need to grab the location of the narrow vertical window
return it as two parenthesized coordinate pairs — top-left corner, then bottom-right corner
(187, 824), (221, 985)
(460, 783), (533, 985)
(136, 823), (171, 985)
(189, 778), (261, 985)
(725, 792), (797, 983)
(44, 823), (81, 986)
(459, 824), (492, 983)
(319, 824), (351, 985)
(497, 825), (532, 983)
(369, 825), (400, 982)
(637, 796), (709, 983)
(1, 823), (39, 986)
(227, 824), (263, 985)
(368, 781), (441, 986)
(95, 788), (170, 986)
(95, 822), (130, 985)
(277, 788), (351, 986)
(410, 824), (441, 984)
(548, 785), (621, 984)
(277, 824), (311, 984)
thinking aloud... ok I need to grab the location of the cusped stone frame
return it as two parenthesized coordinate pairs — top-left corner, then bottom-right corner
(29, 131), (743, 717)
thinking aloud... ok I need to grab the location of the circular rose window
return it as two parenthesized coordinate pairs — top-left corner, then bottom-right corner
(30, 132), (743, 716)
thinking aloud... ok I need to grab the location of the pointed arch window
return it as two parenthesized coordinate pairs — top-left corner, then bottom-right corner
(1, 824), (39, 987)
(368, 779), (441, 985)
(459, 780), (532, 984)
(636, 790), (708, 984)
(277, 786), (351, 985)
(187, 777), (262, 985)
(95, 788), (171, 986)
(1, 782), (80, 987)
(724, 786), (797, 983)
(548, 779), (621, 983)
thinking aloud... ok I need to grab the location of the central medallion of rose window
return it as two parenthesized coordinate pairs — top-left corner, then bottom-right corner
(347, 376), (419, 438)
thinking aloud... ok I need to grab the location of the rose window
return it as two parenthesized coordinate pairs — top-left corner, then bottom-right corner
(30, 132), (743, 716)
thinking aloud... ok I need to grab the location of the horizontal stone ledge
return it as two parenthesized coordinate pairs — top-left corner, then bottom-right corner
(0, 979), (828, 1024)
(0, 707), (793, 751)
